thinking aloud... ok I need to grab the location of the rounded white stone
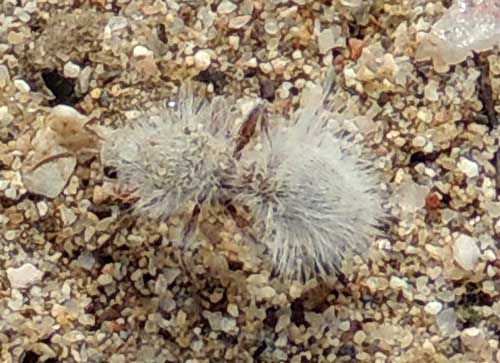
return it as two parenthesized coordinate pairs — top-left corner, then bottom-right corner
(13, 79), (31, 93)
(194, 50), (211, 70)
(133, 45), (153, 57)
(217, 0), (237, 14)
(453, 234), (481, 271)
(412, 135), (427, 148)
(7, 263), (43, 288)
(424, 301), (443, 315)
(63, 61), (81, 78)
(457, 157), (479, 178)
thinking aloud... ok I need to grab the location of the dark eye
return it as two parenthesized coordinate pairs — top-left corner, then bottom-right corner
(104, 166), (118, 178)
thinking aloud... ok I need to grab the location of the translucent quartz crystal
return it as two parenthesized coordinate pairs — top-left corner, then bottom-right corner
(417, 0), (500, 71)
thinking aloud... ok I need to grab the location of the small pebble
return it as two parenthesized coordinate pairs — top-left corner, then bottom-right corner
(13, 79), (31, 93)
(4, 230), (17, 241)
(264, 19), (280, 35)
(0, 64), (10, 84)
(106, 16), (128, 32)
(220, 317), (237, 333)
(228, 15), (251, 29)
(63, 61), (81, 78)
(0, 106), (13, 127)
(412, 135), (427, 148)
(97, 274), (114, 286)
(461, 327), (487, 352)
(436, 308), (457, 336)
(76, 252), (95, 271)
(457, 157), (479, 178)
(0, 179), (9, 191)
(228, 35), (240, 49)
(133, 45), (153, 57)
(227, 304), (239, 317)
(318, 29), (336, 54)
(36, 201), (49, 217)
(424, 80), (439, 101)
(217, 0), (237, 14)
(348, 38), (364, 59)
(353, 330), (367, 345)
(389, 276), (408, 289)
(60, 206), (77, 226)
(22, 150), (77, 199)
(453, 234), (481, 271)
(424, 301), (443, 315)
(194, 50), (211, 70)
(256, 286), (276, 300)
(7, 263), (43, 288)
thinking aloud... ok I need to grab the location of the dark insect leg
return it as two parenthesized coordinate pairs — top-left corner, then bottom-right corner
(233, 103), (264, 158)
(28, 151), (75, 172)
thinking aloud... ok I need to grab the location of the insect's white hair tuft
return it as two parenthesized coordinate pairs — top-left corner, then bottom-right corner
(101, 84), (239, 220)
(231, 83), (386, 281)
